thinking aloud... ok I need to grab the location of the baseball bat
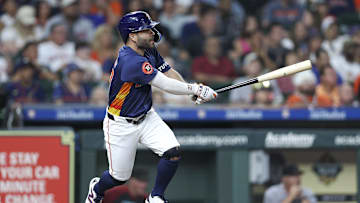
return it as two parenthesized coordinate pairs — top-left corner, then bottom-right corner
(215, 60), (312, 93)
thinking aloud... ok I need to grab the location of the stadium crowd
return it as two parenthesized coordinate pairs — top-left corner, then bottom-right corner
(0, 0), (360, 108)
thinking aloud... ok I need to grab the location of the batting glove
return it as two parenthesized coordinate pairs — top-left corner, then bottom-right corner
(192, 84), (217, 104)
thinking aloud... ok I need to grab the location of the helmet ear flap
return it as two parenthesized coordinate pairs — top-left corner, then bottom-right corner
(152, 28), (162, 43)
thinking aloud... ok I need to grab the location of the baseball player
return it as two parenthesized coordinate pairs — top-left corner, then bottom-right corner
(86, 11), (217, 203)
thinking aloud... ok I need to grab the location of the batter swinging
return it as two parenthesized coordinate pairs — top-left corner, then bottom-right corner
(85, 11), (217, 203)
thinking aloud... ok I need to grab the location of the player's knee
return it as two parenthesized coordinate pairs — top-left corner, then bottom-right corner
(163, 147), (181, 161)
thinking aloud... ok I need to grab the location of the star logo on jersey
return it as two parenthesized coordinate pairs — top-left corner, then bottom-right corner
(142, 62), (154, 74)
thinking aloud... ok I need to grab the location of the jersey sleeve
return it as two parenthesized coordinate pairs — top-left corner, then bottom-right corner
(121, 57), (158, 85)
(152, 48), (171, 73)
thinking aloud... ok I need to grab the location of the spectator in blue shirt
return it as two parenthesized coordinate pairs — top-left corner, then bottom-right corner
(6, 61), (45, 103)
(262, 0), (304, 29)
(53, 63), (90, 104)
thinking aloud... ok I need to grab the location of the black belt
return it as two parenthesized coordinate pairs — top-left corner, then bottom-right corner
(107, 113), (146, 125)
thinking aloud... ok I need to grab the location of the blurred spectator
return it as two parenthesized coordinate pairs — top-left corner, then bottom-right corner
(6, 62), (45, 103)
(354, 74), (360, 100)
(91, 24), (117, 65)
(352, 29), (360, 45)
(191, 36), (236, 84)
(35, 0), (53, 40)
(38, 23), (75, 73)
(159, 0), (193, 40)
(45, 0), (94, 42)
(89, 85), (107, 106)
(276, 52), (296, 98)
(0, 0), (17, 27)
(218, 0), (246, 39)
(0, 54), (9, 83)
(262, 0), (304, 29)
(79, 0), (106, 28)
(243, 15), (259, 36)
(286, 70), (317, 108)
(230, 52), (283, 106)
(321, 16), (350, 67)
(228, 36), (252, 72)
(301, 10), (319, 37)
(265, 23), (289, 67)
(73, 41), (102, 83)
(249, 30), (276, 70)
(126, 0), (144, 12)
(53, 63), (90, 104)
(1, 5), (39, 55)
(291, 22), (308, 50)
(102, 168), (149, 203)
(100, 0), (124, 26)
(252, 86), (275, 108)
(327, 0), (356, 17)
(263, 164), (317, 203)
(181, 4), (219, 57)
(331, 42), (360, 83)
(312, 1), (329, 27)
(16, 41), (58, 81)
(227, 16), (255, 70)
(339, 82), (357, 106)
(308, 35), (323, 62)
(313, 49), (343, 85)
(315, 66), (340, 107)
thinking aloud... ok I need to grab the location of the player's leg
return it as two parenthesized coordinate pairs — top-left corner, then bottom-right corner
(86, 115), (140, 203)
(139, 109), (180, 202)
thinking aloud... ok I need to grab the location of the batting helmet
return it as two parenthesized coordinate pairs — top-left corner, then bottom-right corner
(117, 11), (162, 43)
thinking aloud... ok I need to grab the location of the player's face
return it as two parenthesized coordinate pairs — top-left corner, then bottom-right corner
(135, 29), (155, 49)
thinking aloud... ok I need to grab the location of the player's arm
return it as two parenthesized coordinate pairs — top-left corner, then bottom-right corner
(164, 68), (186, 82)
(149, 71), (217, 102)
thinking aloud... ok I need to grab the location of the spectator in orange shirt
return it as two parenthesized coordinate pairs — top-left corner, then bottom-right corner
(315, 66), (340, 107)
(286, 70), (317, 108)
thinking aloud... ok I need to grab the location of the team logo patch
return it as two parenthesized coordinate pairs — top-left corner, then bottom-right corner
(142, 62), (154, 74)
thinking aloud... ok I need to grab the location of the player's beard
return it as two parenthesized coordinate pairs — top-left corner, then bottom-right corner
(137, 37), (154, 49)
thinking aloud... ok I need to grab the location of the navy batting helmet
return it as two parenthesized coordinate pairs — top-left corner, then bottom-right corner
(117, 11), (162, 43)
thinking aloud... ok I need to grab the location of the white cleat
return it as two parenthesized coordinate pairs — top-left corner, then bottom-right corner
(145, 194), (169, 203)
(85, 177), (102, 203)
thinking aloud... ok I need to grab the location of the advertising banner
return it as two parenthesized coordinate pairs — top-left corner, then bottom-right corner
(0, 130), (74, 203)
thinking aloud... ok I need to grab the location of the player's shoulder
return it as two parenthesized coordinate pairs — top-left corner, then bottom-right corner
(119, 47), (148, 67)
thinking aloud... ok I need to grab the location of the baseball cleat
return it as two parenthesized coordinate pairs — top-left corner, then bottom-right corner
(85, 177), (102, 203)
(145, 194), (169, 203)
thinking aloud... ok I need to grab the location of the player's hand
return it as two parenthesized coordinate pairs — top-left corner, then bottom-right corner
(288, 185), (302, 199)
(193, 84), (217, 103)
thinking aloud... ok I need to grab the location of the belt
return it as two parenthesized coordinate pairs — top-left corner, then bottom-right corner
(107, 113), (146, 125)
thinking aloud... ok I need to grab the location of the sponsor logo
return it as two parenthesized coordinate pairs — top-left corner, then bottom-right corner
(225, 110), (263, 120)
(177, 134), (248, 147)
(334, 134), (360, 146)
(313, 153), (342, 185)
(142, 62), (154, 74)
(157, 62), (168, 72)
(309, 109), (346, 120)
(56, 110), (94, 120)
(157, 110), (179, 120)
(265, 131), (316, 148)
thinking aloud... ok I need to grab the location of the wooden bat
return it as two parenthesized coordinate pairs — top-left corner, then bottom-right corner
(215, 60), (312, 93)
